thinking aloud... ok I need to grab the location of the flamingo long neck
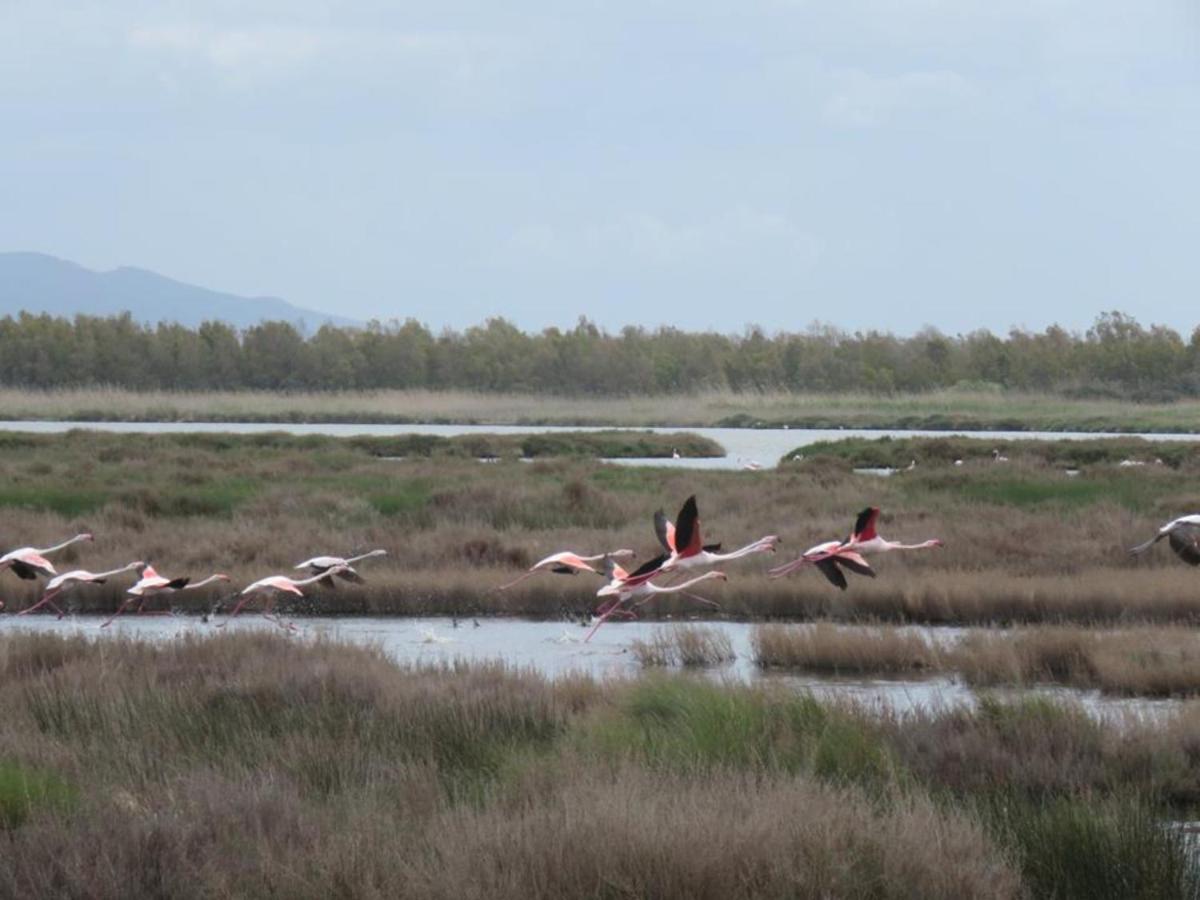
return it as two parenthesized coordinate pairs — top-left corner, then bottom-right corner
(709, 538), (775, 563)
(39, 534), (90, 555)
(95, 562), (143, 579)
(887, 540), (940, 551)
(345, 549), (386, 564)
(188, 574), (228, 590)
(292, 571), (337, 587)
(650, 572), (723, 594)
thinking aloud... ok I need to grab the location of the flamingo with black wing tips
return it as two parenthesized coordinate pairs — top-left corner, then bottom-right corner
(497, 548), (636, 591)
(843, 507), (943, 555)
(295, 549), (387, 584)
(768, 540), (876, 589)
(0, 533), (93, 581)
(1129, 515), (1200, 566)
(100, 566), (231, 628)
(656, 495), (778, 573)
(585, 554), (726, 642)
(215, 567), (350, 630)
(17, 561), (144, 618)
(769, 507), (940, 587)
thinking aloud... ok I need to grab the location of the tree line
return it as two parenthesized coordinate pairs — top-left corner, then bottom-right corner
(0, 310), (1196, 397)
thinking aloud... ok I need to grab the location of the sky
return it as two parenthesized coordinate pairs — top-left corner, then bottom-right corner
(2, 1), (1198, 336)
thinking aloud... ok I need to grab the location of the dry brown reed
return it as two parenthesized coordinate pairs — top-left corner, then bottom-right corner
(2, 432), (1200, 630)
(631, 625), (736, 668)
(752, 623), (940, 674)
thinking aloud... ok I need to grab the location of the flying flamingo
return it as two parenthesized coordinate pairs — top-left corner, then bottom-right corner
(295, 549), (388, 584)
(769, 507), (940, 588)
(585, 555), (727, 642)
(655, 496), (778, 573)
(842, 507), (943, 556)
(100, 566), (231, 628)
(497, 549), (636, 590)
(768, 539), (875, 589)
(17, 561), (144, 618)
(0, 533), (93, 581)
(216, 567), (349, 630)
(1129, 514), (1200, 565)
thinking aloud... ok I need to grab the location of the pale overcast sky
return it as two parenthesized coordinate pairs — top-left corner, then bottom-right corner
(2, 2), (1198, 334)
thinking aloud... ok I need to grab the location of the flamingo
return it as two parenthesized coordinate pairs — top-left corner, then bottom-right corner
(216, 567), (349, 630)
(585, 555), (727, 641)
(655, 496), (778, 573)
(100, 566), (231, 628)
(17, 561), (144, 618)
(497, 548), (636, 590)
(841, 507), (943, 556)
(768, 539), (876, 589)
(1129, 515), (1200, 565)
(295, 549), (387, 584)
(0, 533), (93, 581)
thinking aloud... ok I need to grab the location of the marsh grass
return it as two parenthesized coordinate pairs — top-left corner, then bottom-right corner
(5, 632), (1200, 896)
(5, 386), (1200, 432)
(631, 625), (736, 667)
(751, 624), (1200, 698)
(4, 432), (1200, 628)
(752, 623), (940, 674)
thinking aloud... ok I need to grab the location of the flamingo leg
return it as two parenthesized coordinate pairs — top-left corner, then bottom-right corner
(679, 590), (720, 609)
(215, 594), (257, 628)
(497, 569), (539, 591)
(584, 599), (631, 642)
(100, 597), (137, 628)
(18, 589), (63, 616)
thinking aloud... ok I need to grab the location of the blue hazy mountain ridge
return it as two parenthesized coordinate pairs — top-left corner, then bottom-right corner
(0, 252), (358, 330)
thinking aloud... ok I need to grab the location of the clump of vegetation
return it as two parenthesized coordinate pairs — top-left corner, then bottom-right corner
(631, 625), (736, 667)
(4, 631), (1200, 898)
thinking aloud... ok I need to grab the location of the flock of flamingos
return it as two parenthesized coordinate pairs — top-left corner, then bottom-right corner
(2, 497), (1199, 641)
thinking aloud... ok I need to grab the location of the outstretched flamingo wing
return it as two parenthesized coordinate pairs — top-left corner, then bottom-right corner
(622, 553), (669, 587)
(833, 550), (876, 578)
(673, 496), (703, 559)
(9, 560), (45, 580)
(852, 507), (880, 543)
(814, 558), (848, 590)
(653, 510), (675, 553)
(1169, 524), (1200, 566)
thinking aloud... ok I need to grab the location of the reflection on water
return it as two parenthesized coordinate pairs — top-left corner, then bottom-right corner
(5, 420), (1200, 470)
(3, 615), (1181, 722)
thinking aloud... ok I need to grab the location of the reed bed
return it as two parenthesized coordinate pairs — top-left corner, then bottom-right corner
(630, 625), (736, 668)
(3, 432), (1200, 627)
(751, 624), (1200, 698)
(4, 386), (1200, 431)
(752, 622), (940, 674)
(4, 632), (1200, 897)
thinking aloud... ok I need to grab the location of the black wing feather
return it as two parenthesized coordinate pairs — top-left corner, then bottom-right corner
(628, 553), (670, 580)
(673, 496), (700, 557)
(815, 558), (848, 590)
(10, 560), (38, 580)
(1169, 525), (1200, 566)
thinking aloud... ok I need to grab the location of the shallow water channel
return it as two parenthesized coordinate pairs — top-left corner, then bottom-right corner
(4, 420), (1200, 470)
(5, 615), (1181, 722)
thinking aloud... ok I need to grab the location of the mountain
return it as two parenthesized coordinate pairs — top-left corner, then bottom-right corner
(0, 253), (359, 330)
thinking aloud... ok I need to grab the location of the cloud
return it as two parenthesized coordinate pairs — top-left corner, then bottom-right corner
(823, 68), (976, 128)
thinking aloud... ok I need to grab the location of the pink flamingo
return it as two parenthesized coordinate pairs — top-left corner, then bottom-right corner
(769, 507), (940, 588)
(0, 533), (93, 581)
(842, 507), (943, 556)
(17, 561), (145, 618)
(584, 554), (727, 642)
(216, 567), (348, 630)
(100, 565), (231, 627)
(295, 549), (388, 584)
(768, 539), (875, 589)
(498, 548), (636, 590)
(655, 496), (777, 573)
